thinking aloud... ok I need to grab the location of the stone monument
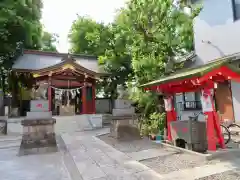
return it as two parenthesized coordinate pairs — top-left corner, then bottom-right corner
(110, 85), (140, 140)
(19, 83), (57, 155)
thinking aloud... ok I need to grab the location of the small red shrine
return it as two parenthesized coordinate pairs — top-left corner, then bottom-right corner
(141, 58), (240, 151)
(12, 50), (108, 116)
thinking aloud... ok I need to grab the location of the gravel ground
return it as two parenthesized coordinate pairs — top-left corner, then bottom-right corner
(97, 133), (161, 153)
(196, 169), (240, 180)
(140, 152), (221, 174)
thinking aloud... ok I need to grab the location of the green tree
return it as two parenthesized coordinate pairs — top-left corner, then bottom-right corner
(119, 0), (201, 118)
(69, 16), (111, 56)
(0, 0), (43, 69)
(125, 0), (200, 85)
(41, 31), (58, 52)
(98, 9), (134, 98)
(0, 0), (44, 97)
(69, 16), (129, 98)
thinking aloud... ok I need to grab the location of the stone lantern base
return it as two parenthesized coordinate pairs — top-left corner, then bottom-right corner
(19, 118), (58, 156)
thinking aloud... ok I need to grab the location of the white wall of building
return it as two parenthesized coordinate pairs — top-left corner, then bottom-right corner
(231, 81), (240, 122)
(175, 0), (240, 122)
(193, 0), (237, 65)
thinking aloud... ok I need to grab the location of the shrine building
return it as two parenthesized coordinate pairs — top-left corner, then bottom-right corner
(11, 50), (108, 116)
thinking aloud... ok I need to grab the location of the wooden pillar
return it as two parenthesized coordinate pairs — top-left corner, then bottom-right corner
(202, 88), (225, 151)
(82, 83), (87, 114)
(48, 76), (52, 112)
(92, 83), (96, 114)
(164, 95), (176, 141)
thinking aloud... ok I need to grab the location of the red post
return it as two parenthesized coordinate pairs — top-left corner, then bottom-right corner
(82, 83), (87, 114)
(213, 111), (225, 148)
(205, 112), (217, 151)
(202, 88), (225, 151)
(48, 77), (52, 112)
(92, 83), (96, 114)
(164, 96), (176, 141)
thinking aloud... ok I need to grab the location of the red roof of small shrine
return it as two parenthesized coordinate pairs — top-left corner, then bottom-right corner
(141, 58), (240, 94)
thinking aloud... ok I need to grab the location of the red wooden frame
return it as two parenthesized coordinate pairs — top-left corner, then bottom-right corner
(144, 65), (240, 151)
(37, 69), (96, 115)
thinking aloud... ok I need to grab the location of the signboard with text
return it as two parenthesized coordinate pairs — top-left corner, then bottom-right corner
(30, 100), (49, 112)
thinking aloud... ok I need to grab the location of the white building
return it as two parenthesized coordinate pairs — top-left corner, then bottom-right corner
(175, 0), (240, 123)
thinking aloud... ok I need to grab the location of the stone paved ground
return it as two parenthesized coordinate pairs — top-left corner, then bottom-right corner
(0, 142), (71, 180)
(62, 129), (168, 180)
(3, 123), (240, 180)
(65, 129), (240, 180)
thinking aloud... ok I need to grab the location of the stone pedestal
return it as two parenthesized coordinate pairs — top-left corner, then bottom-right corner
(19, 117), (57, 155)
(110, 115), (140, 140)
(110, 84), (141, 140)
(19, 100), (58, 155)
(112, 99), (135, 116)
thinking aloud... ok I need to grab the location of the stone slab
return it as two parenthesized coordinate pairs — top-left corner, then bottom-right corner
(76, 160), (106, 180)
(26, 111), (52, 119)
(111, 115), (137, 120)
(114, 99), (132, 109)
(21, 118), (56, 126)
(30, 100), (49, 112)
(112, 108), (135, 116)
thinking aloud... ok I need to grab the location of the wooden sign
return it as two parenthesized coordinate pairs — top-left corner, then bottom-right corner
(164, 96), (173, 112)
(201, 89), (214, 112)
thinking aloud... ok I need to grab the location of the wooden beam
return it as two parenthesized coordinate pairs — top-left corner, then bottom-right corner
(51, 80), (84, 87)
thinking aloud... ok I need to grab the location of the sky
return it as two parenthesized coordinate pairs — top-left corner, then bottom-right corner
(41, 0), (127, 53)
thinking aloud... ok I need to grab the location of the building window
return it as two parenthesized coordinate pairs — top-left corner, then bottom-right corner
(183, 92), (202, 110)
(232, 0), (240, 20)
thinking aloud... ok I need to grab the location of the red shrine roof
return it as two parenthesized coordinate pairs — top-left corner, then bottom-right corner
(140, 53), (240, 93)
(12, 50), (107, 75)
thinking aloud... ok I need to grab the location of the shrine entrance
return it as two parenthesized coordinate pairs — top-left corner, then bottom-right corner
(11, 50), (107, 116)
(51, 82), (94, 116)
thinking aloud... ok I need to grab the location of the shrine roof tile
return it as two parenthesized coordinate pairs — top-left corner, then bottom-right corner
(140, 53), (240, 88)
(12, 50), (106, 74)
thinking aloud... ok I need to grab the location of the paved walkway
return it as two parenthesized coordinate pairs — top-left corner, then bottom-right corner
(62, 128), (168, 180)
(61, 128), (240, 180)
(0, 142), (71, 180)
(3, 122), (240, 180)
